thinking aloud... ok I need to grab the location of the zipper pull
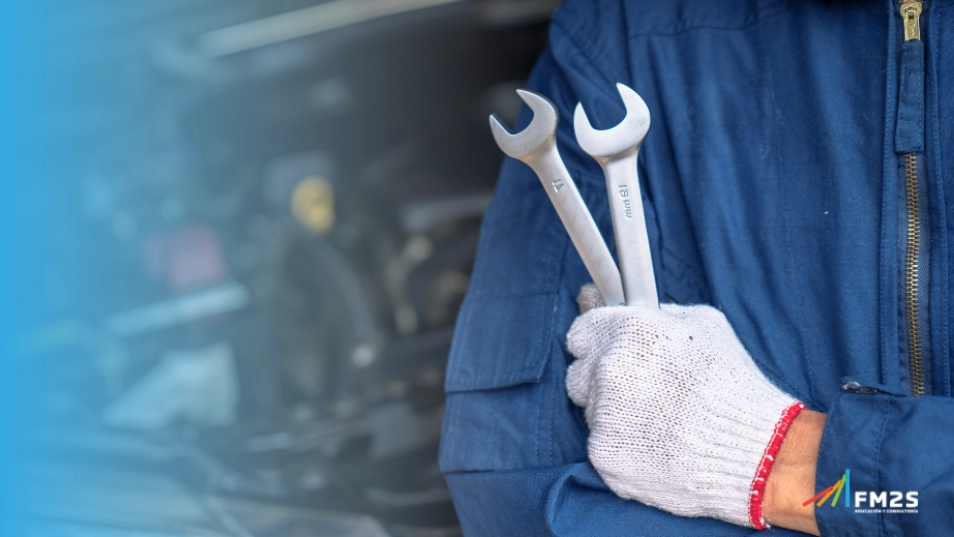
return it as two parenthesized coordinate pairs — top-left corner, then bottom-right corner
(900, 1), (923, 41)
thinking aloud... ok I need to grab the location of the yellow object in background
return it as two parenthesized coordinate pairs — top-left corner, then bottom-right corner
(291, 176), (335, 234)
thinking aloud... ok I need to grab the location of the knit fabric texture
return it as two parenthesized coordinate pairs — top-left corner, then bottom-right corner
(566, 289), (800, 528)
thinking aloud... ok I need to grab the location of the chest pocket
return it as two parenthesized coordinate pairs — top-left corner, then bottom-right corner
(440, 291), (588, 473)
(443, 294), (557, 393)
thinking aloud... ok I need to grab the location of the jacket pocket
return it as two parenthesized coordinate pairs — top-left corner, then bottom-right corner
(440, 291), (582, 473)
(444, 293), (558, 393)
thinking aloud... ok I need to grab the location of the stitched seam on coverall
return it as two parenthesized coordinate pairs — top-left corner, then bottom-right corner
(762, 7), (819, 406)
(874, 407), (889, 537)
(925, 5), (951, 397)
(623, 3), (793, 37)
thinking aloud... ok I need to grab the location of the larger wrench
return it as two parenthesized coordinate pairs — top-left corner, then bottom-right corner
(490, 89), (625, 306)
(574, 83), (658, 308)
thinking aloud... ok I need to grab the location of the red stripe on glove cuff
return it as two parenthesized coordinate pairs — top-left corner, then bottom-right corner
(748, 401), (807, 530)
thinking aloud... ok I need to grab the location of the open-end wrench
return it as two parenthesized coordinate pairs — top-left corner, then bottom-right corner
(490, 89), (625, 306)
(574, 83), (658, 308)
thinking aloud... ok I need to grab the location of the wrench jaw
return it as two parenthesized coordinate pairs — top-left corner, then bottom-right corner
(488, 89), (559, 162)
(573, 83), (651, 159)
(488, 114), (527, 160)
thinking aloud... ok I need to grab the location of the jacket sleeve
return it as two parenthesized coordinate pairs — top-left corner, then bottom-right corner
(814, 389), (954, 536)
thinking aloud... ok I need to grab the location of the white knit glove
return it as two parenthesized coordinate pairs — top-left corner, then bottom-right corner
(566, 285), (804, 529)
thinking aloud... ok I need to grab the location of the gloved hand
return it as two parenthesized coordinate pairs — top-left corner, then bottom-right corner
(566, 284), (805, 529)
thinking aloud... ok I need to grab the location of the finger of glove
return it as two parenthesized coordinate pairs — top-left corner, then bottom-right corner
(568, 301), (676, 358)
(566, 308), (606, 359)
(565, 356), (597, 408)
(660, 303), (748, 355)
(576, 283), (605, 313)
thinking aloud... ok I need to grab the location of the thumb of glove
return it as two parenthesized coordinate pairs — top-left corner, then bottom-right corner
(576, 283), (605, 314)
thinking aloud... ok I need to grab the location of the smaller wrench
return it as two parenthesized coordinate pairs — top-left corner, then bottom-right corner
(574, 83), (658, 308)
(490, 89), (625, 306)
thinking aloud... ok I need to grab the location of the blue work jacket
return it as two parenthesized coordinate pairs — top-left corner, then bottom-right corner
(440, 0), (954, 535)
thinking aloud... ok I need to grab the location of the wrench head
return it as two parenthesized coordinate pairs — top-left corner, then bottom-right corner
(573, 83), (650, 158)
(489, 89), (558, 161)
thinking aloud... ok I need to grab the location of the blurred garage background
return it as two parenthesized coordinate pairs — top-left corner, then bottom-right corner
(6, 1), (557, 535)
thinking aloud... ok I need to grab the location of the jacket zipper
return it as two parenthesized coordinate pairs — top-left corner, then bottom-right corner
(898, 0), (928, 396)
(902, 152), (925, 395)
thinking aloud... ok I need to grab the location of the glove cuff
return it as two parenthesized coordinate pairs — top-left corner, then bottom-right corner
(748, 401), (806, 530)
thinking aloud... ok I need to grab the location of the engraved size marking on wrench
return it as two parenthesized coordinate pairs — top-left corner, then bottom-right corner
(618, 185), (632, 219)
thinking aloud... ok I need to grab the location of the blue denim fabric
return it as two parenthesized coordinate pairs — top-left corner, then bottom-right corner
(441, 0), (954, 535)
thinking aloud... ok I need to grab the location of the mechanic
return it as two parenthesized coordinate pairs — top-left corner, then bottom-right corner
(439, 0), (954, 536)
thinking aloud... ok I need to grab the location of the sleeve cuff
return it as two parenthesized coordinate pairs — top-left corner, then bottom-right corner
(814, 391), (889, 537)
(748, 401), (806, 530)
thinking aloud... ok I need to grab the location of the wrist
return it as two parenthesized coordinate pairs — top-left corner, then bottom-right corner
(763, 409), (826, 535)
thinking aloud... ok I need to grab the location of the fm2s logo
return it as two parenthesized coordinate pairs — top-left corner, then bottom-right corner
(803, 470), (918, 510)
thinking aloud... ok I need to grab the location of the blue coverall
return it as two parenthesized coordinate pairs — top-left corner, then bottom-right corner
(439, 0), (954, 535)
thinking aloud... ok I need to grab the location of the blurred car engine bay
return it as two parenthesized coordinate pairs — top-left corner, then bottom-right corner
(16, 0), (557, 535)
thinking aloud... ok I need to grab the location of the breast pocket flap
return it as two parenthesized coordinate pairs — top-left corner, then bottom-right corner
(444, 293), (557, 393)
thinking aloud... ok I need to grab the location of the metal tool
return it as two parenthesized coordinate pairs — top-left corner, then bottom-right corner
(574, 83), (658, 308)
(489, 89), (625, 306)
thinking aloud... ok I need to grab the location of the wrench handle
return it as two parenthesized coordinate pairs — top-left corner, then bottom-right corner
(600, 151), (658, 307)
(530, 147), (625, 307)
